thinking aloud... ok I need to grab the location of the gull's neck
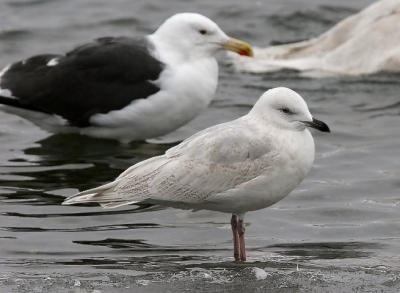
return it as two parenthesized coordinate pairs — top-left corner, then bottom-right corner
(147, 34), (212, 65)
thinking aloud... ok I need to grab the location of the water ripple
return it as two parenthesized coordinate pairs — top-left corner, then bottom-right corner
(1, 223), (161, 233)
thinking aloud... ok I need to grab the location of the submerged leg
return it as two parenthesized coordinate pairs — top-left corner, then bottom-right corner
(238, 214), (246, 261)
(231, 214), (240, 261)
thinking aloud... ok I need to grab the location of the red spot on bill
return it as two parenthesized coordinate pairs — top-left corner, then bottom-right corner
(238, 49), (249, 56)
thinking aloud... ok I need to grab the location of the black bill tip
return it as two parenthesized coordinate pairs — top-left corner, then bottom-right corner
(304, 118), (330, 133)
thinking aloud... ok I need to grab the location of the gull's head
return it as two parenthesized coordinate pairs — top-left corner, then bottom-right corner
(151, 13), (253, 60)
(250, 87), (330, 133)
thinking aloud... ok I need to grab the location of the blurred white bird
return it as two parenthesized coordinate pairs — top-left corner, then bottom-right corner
(232, 0), (400, 76)
(63, 87), (330, 261)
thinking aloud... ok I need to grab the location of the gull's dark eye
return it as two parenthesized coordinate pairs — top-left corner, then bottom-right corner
(199, 29), (207, 35)
(280, 107), (292, 114)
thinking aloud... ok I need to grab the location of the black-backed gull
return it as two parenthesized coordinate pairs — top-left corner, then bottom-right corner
(0, 13), (252, 142)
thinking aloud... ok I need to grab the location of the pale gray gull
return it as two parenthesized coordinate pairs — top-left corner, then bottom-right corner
(63, 87), (330, 261)
(0, 13), (253, 143)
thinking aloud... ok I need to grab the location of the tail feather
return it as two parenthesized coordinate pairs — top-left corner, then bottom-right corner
(62, 193), (99, 205)
(69, 181), (118, 198)
(63, 181), (123, 206)
(62, 156), (169, 208)
(99, 200), (140, 208)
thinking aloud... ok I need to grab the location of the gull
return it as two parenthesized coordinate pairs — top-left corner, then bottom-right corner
(63, 87), (330, 261)
(0, 13), (252, 143)
(231, 0), (400, 76)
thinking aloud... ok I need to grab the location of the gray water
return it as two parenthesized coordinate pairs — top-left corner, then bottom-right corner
(2, 0), (400, 292)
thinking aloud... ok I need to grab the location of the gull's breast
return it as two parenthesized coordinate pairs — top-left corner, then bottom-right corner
(201, 130), (315, 214)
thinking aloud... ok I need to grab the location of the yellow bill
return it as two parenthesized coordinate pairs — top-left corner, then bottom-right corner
(221, 37), (253, 57)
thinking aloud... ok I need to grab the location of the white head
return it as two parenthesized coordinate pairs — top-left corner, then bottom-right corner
(150, 13), (252, 60)
(249, 87), (330, 133)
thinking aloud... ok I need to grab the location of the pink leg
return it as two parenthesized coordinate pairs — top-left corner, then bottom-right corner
(231, 214), (240, 261)
(238, 217), (246, 261)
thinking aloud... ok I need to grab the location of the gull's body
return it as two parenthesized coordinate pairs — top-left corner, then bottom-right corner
(0, 13), (252, 142)
(64, 87), (330, 260)
(111, 116), (314, 214)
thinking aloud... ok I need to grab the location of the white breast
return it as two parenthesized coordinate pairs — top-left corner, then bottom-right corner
(83, 58), (218, 142)
(199, 129), (315, 214)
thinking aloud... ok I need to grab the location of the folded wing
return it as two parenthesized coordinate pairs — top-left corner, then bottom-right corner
(63, 119), (275, 208)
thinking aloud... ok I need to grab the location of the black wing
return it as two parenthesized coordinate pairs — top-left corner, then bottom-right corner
(0, 37), (164, 126)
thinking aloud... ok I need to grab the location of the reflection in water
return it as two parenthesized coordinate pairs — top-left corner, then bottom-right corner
(269, 241), (382, 259)
(3, 204), (161, 218)
(2, 223), (161, 233)
(73, 238), (230, 253)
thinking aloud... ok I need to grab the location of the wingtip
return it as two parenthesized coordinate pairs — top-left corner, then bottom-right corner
(61, 197), (79, 206)
(61, 192), (97, 206)
(61, 198), (73, 205)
